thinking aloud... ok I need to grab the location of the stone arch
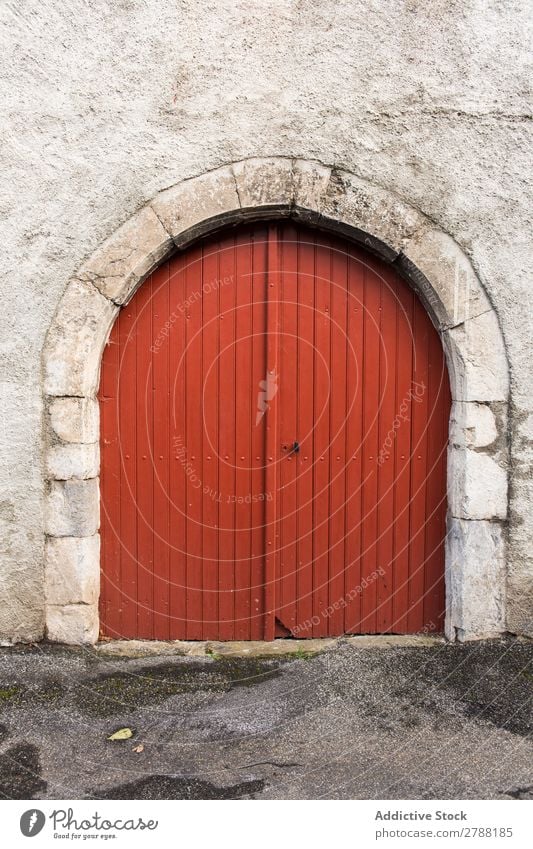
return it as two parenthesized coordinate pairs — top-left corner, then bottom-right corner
(42, 157), (509, 644)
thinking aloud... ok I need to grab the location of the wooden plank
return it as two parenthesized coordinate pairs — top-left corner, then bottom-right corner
(277, 222), (299, 634)
(295, 227), (315, 634)
(264, 224), (280, 640)
(169, 254), (188, 639)
(375, 265), (397, 633)
(250, 227), (268, 639)
(312, 236), (331, 636)
(117, 296), (138, 637)
(152, 263), (171, 640)
(134, 274), (154, 638)
(200, 239), (220, 639)
(344, 249), (364, 634)
(360, 260), (380, 632)
(99, 313), (121, 636)
(407, 295), (430, 633)
(217, 235), (237, 640)
(391, 284), (414, 633)
(328, 236), (348, 635)
(234, 229), (253, 638)
(184, 244), (204, 639)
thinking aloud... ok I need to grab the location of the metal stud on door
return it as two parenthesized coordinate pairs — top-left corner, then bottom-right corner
(99, 222), (450, 639)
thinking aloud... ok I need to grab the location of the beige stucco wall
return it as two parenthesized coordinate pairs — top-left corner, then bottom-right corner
(0, 0), (531, 641)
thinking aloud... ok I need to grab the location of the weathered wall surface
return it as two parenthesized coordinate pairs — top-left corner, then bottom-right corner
(0, 0), (531, 641)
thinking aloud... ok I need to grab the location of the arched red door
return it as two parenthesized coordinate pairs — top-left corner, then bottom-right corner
(99, 222), (450, 640)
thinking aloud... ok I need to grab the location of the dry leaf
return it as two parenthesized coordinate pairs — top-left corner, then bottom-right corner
(107, 727), (133, 741)
(132, 744), (144, 753)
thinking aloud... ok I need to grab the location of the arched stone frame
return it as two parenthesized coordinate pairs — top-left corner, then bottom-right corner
(42, 157), (510, 645)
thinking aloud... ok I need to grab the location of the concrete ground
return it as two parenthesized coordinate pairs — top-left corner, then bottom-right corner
(0, 636), (531, 800)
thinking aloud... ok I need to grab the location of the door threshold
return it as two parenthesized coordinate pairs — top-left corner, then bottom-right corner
(95, 634), (445, 659)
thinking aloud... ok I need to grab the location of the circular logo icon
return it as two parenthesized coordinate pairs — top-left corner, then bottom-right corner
(20, 810), (46, 837)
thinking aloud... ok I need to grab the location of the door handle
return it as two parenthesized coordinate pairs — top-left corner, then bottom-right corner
(282, 441), (300, 454)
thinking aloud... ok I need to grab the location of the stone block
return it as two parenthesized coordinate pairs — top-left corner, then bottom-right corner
(45, 479), (99, 537)
(449, 401), (498, 449)
(206, 638), (338, 657)
(506, 559), (533, 636)
(49, 397), (99, 444)
(46, 442), (99, 480)
(43, 279), (118, 397)
(320, 169), (425, 259)
(445, 517), (505, 640)
(401, 228), (491, 329)
(446, 310), (509, 402)
(96, 640), (207, 658)
(46, 603), (99, 644)
(77, 206), (173, 304)
(45, 535), (99, 605)
(448, 446), (507, 520)
(152, 165), (241, 247)
(232, 157), (294, 211)
(292, 159), (331, 218)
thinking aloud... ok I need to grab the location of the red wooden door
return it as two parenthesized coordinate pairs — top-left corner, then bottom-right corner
(99, 222), (450, 640)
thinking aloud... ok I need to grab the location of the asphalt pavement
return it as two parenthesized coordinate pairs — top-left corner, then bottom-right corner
(0, 637), (531, 800)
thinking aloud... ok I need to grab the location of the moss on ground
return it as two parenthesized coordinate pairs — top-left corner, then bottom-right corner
(75, 656), (286, 717)
(0, 685), (20, 702)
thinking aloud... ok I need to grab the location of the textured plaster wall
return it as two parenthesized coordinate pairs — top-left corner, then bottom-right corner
(0, 0), (531, 641)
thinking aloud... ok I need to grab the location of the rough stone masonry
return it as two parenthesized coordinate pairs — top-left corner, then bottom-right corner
(0, 0), (531, 643)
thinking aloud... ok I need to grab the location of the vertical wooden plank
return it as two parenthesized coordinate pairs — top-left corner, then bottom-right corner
(264, 224), (280, 641)
(375, 266), (397, 633)
(328, 237), (348, 635)
(135, 275), (154, 638)
(312, 238), (331, 637)
(436, 367), (451, 630)
(152, 263), (171, 640)
(218, 236), (237, 640)
(294, 228), (315, 635)
(117, 296), (138, 637)
(408, 295), (430, 632)
(99, 318), (121, 636)
(169, 253), (188, 639)
(200, 239), (220, 639)
(250, 227), (268, 639)
(391, 284), (414, 633)
(344, 249), (364, 634)
(184, 244), (204, 640)
(234, 229), (253, 638)
(360, 261), (380, 632)
(277, 222), (299, 634)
